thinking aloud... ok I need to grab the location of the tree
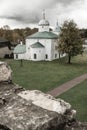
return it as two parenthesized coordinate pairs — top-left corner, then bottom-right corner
(3, 25), (10, 30)
(58, 20), (84, 64)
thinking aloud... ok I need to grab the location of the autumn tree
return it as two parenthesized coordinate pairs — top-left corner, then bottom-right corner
(0, 25), (13, 41)
(58, 20), (84, 64)
(0, 25), (38, 44)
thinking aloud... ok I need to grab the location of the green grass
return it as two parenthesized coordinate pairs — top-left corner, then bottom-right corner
(2, 53), (87, 92)
(58, 79), (87, 122)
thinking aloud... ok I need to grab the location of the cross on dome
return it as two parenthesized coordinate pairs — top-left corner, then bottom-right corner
(43, 9), (45, 19)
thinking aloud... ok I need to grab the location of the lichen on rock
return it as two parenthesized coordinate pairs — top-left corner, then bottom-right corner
(0, 62), (12, 82)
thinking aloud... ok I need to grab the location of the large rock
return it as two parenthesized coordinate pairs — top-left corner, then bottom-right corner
(0, 62), (12, 82)
(18, 90), (72, 115)
(0, 82), (77, 130)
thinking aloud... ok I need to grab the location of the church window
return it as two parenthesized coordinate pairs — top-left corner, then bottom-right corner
(34, 54), (37, 59)
(16, 54), (18, 59)
(55, 46), (58, 50)
(45, 54), (48, 59)
(55, 54), (57, 58)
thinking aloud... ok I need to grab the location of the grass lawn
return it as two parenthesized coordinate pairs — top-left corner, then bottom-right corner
(58, 79), (87, 122)
(2, 52), (87, 92)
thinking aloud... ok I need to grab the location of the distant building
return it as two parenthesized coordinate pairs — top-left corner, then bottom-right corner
(0, 37), (13, 58)
(83, 39), (87, 51)
(14, 12), (65, 61)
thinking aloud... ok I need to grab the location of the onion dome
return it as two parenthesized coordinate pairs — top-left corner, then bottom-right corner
(38, 10), (50, 26)
(39, 19), (49, 26)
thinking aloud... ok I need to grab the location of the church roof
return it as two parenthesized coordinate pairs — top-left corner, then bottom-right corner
(54, 21), (61, 33)
(14, 44), (26, 54)
(30, 42), (45, 48)
(27, 31), (58, 39)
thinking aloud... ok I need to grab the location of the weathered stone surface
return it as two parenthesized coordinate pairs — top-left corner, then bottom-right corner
(0, 82), (76, 130)
(0, 62), (12, 82)
(18, 90), (71, 115)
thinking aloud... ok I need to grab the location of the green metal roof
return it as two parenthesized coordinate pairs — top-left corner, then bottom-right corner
(30, 42), (45, 48)
(14, 44), (26, 54)
(27, 31), (58, 39)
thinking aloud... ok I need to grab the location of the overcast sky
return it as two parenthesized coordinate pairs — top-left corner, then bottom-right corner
(0, 0), (87, 29)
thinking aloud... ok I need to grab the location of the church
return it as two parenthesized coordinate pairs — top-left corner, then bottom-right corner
(14, 12), (65, 61)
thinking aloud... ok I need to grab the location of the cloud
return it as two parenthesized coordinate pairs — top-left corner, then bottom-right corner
(0, 0), (86, 28)
(0, 13), (40, 24)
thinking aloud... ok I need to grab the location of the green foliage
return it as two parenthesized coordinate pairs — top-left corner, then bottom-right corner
(58, 79), (87, 122)
(58, 20), (84, 63)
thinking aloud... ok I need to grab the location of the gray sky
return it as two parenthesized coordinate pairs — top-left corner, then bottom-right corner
(0, 0), (87, 29)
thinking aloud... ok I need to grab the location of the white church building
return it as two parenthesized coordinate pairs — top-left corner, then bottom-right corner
(14, 12), (64, 61)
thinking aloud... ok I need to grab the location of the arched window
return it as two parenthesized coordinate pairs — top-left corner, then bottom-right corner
(55, 54), (57, 58)
(34, 54), (37, 59)
(16, 54), (18, 59)
(45, 54), (48, 59)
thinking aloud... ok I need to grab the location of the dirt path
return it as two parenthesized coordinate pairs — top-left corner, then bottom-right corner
(47, 73), (87, 97)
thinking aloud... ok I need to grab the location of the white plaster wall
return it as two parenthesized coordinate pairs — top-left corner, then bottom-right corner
(38, 39), (52, 61)
(30, 48), (45, 61)
(51, 39), (66, 60)
(25, 37), (66, 61)
(25, 39), (38, 60)
(50, 39), (59, 60)
(40, 38), (64, 61)
(14, 53), (26, 60)
(26, 38), (52, 61)
(26, 39), (37, 51)
(14, 54), (16, 59)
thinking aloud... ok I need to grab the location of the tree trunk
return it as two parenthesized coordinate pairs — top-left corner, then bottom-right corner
(59, 52), (60, 59)
(68, 54), (71, 64)
(20, 59), (23, 67)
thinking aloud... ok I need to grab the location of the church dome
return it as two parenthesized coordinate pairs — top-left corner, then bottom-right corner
(39, 19), (50, 26)
(54, 20), (61, 33)
(38, 10), (50, 26)
(54, 26), (60, 32)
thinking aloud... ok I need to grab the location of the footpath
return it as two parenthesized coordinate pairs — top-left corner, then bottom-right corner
(47, 73), (87, 97)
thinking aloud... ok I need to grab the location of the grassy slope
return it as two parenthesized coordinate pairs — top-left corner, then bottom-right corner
(58, 79), (87, 122)
(4, 53), (87, 92)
